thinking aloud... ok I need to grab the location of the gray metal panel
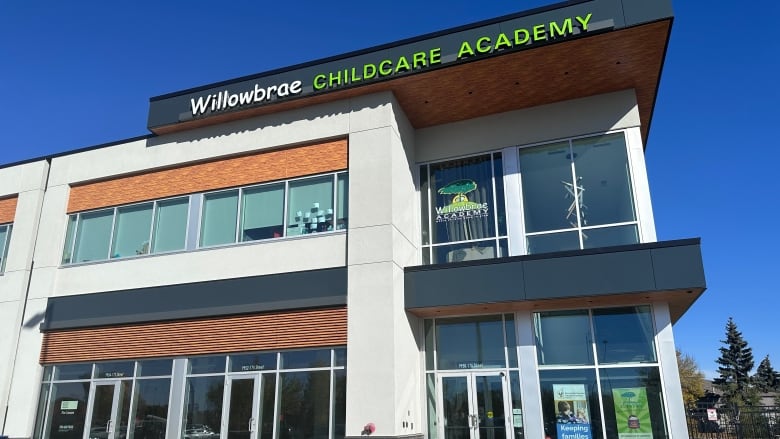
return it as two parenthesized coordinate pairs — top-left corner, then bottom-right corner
(405, 262), (525, 308)
(42, 267), (347, 330)
(523, 249), (655, 299)
(651, 245), (706, 291)
(622, 0), (673, 27)
(405, 240), (703, 309)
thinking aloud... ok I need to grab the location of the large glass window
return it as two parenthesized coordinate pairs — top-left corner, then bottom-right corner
(420, 153), (507, 264)
(520, 132), (639, 254)
(0, 223), (11, 272)
(241, 183), (285, 241)
(151, 198), (189, 253)
(62, 172), (347, 265)
(111, 203), (153, 258)
(72, 209), (114, 263)
(287, 175), (335, 235)
(200, 190), (239, 247)
(535, 306), (666, 439)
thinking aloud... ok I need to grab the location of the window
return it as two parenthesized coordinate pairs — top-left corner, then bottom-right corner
(63, 197), (190, 264)
(61, 171), (348, 264)
(534, 306), (666, 439)
(0, 223), (11, 273)
(520, 132), (639, 254)
(420, 153), (507, 264)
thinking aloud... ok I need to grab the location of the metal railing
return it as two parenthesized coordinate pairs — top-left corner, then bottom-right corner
(687, 406), (780, 439)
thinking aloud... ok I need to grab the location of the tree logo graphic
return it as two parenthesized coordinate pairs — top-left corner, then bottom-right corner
(438, 179), (477, 204)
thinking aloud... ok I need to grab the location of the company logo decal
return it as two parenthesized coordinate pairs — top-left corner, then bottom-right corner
(435, 179), (489, 223)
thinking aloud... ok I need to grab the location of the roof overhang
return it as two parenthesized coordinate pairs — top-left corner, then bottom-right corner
(147, 0), (672, 145)
(404, 239), (705, 324)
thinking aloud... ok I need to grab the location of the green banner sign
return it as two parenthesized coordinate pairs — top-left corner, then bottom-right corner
(612, 387), (652, 439)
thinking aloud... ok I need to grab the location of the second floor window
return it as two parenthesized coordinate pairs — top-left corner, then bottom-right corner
(0, 223), (11, 273)
(62, 171), (348, 265)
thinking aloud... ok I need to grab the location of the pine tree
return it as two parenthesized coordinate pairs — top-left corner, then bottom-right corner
(713, 317), (758, 407)
(753, 355), (780, 393)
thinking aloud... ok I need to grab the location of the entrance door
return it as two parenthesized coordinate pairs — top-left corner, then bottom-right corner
(84, 381), (131, 439)
(225, 376), (259, 439)
(439, 373), (511, 439)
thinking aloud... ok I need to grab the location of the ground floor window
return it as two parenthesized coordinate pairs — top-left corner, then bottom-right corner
(34, 348), (346, 439)
(424, 315), (525, 439)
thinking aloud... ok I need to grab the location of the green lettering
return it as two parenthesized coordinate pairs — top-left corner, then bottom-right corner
(379, 60), (393, 76)
(494, 32), (512, 51)
(313, 74), (327, 90)
(395, 56), (411, 73)
(364, 63), (377, 80)
(412, 51), (427, 69)
(329, 70), (342, 87)
(430, 48), (442, 64)
(350, 68), (361, 83)
(476, 37), (492, 53)
(576, 13), (592, 31)
(457, 41), (475, 58)
(514, 28), (530, 45)
(549, 18), (573, 38)
(533, 24), (546, 41)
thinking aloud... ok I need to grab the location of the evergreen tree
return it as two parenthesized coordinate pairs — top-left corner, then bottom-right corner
(753, 355), (780, 393)
(713, 317), (758, 407)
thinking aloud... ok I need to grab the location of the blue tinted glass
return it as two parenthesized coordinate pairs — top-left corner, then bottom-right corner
(582, 225), (639, 249)
(53, 364), (93, 380)
(230, 353), (277, 372)
(188, 356), (226, 374)
(436, 315), (506, 369)
(280, 349), (331, 369)
(592, 307), (656, 364)
(138, 359), (173, 377)
(535, 311), (593, 366)
(527, 231), (579, 254)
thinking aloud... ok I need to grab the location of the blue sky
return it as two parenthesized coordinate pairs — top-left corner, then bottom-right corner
(1, 0), (777, 379)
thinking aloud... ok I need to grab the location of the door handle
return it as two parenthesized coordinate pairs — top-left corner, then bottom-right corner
(249, 417), (256, 432)
(106, 419), (113, 433)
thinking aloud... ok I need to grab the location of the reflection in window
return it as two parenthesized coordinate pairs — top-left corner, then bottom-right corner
(182, 376), (224, 439)
(131, 379), (171, 439)
(592, 306), (656, 364)
(434, 315), (507, 370)
(420, 153), (506, 264)
(279, 371), (331, 439)
(44, 382), (89, 439)
(535, 310), (593, 366)
(0, 223), (11, 272)
(520, 132), (639, 254)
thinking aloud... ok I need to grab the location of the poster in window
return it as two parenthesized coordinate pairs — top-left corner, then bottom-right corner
(553, 384), (592, 439)
(612, 387), (652, 439)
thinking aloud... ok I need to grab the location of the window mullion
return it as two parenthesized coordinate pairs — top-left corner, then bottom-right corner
(107, 208), (119, 259)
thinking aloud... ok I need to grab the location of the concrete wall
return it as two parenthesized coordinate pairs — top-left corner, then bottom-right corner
(415, 89), (641, 163)
(0, 160), (49, 435)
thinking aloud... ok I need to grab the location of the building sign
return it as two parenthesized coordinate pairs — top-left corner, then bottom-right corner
(553, 384), (592, 439)
(435, 179), (489, 223)
(147, 0), (624, 130)
(612, 387), (652, 439)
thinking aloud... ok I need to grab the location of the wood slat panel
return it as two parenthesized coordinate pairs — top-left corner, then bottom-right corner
(40, 307), (347, 364)
(0, 196), (18, 223)
(67, 139), (347, 213)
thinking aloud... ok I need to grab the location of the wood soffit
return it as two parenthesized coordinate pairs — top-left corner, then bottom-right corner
(406, 287), (704, 324)
(153, 20), (671, 145)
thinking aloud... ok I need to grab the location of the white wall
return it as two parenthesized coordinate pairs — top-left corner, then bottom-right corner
(0, 160), (49, 436)
(416, 89), (641, 163)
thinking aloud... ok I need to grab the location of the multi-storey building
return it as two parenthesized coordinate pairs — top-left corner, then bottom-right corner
(0, 1), (705, 438)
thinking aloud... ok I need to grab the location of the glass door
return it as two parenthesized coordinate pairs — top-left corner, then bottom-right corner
(84, 381), (131, 439)
(439, 372), (511, 439)
(225, 376), (259, 439)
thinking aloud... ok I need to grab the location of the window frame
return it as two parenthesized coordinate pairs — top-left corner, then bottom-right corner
(0, 223), (12, 273)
